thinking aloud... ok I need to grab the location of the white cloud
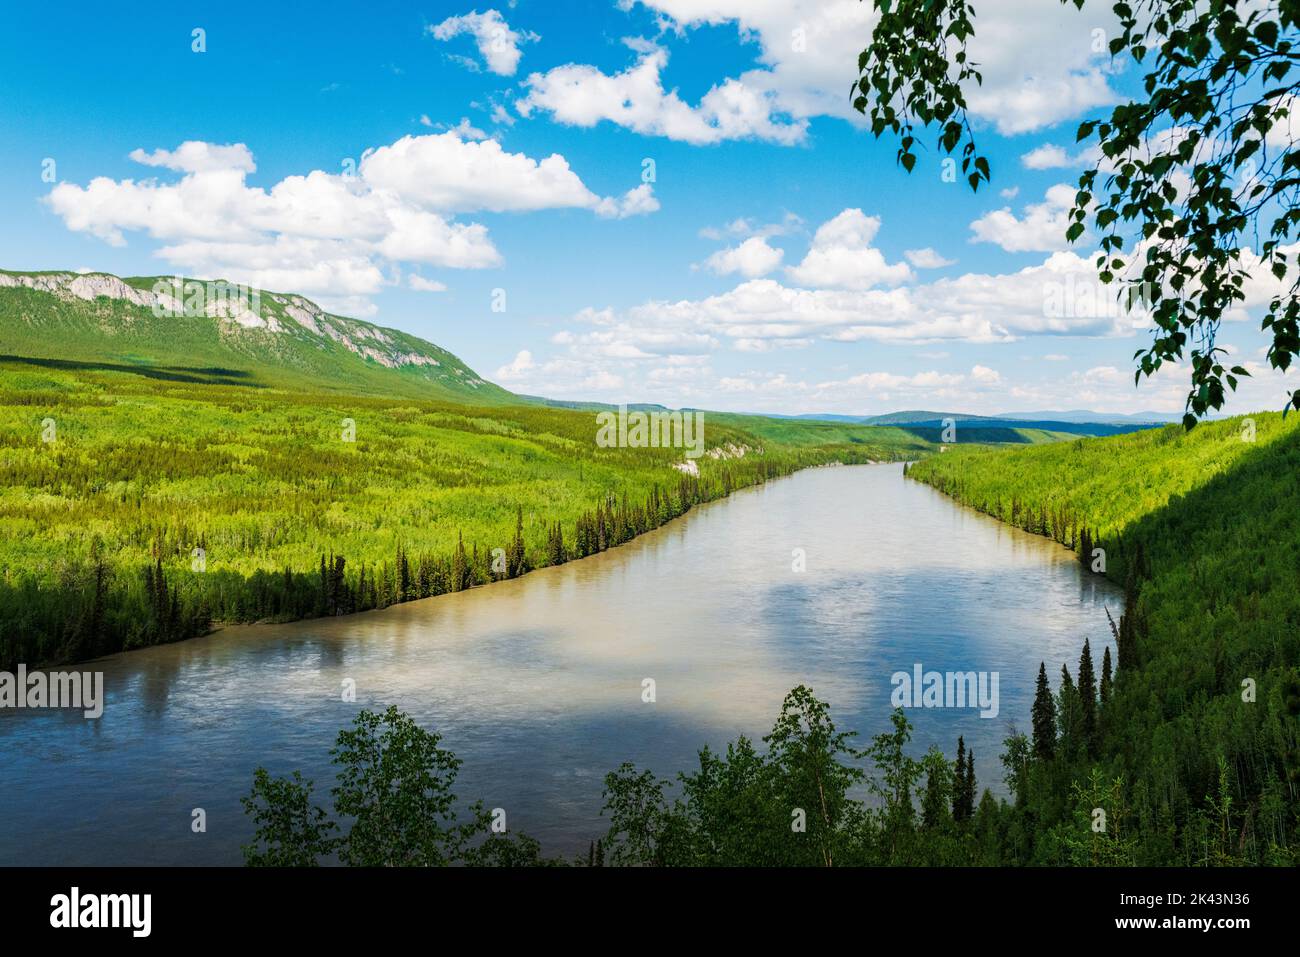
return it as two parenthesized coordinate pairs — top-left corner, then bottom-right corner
(904, 247), (955, 269)
(408, 275), (448, 292)
(128, 142), (256, 174)
(594, 183), (661, 219)
(1021, 144), (1071, 169)
(45, 133), (625, 303)
(496, 349), (536, 380)
(701, 236), (784, 277)
(553, 246), (1149, 362)
(359, 132), (599, 213)
(969, 184), (1079, 253)
(621, 0), (1122, 138)
(430, 9), (538, 76)
(1021, 142), (1103, 170)
(699, 212), (801, 241)
(786, 208), (912, 289)
(421, 116), (489, 140)
(517, 41), (806, 145)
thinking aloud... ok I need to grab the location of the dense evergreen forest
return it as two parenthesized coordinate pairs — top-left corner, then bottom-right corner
(901, 413), (1300, 865)
(0, 358), (934, 670)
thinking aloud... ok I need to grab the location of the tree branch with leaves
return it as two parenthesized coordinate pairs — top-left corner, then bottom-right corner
(855, 0), (1300, 425)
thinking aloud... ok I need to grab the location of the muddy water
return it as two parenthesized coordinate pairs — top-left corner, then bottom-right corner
(0, 464), (1120, 864)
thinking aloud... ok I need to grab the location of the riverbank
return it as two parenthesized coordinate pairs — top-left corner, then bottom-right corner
(905, 414), (1300, 864)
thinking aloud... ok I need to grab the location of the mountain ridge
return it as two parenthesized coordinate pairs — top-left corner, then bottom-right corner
(0, 268), (513, 403)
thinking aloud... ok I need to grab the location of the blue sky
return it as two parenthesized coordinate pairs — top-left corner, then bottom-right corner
(0, 0), (1292, 416)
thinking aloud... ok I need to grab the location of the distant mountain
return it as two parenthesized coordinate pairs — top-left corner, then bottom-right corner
(779, 408), (1165, 438)
(991, 409), (1180, 425)
(0, 269), (514, 403)
(517, 395), (678, 413)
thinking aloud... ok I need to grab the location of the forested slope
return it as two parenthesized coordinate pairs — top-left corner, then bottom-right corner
(0, 357), (932, 670)
(907, 413), (1300, 864)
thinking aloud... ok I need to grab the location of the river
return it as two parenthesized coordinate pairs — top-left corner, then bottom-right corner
(0, 463), (1120, 864)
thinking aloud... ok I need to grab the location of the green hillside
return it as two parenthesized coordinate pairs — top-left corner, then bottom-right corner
(907, 415), (1300, 864)
(0, 274), (941, 669)
(0, 269), (514, 403)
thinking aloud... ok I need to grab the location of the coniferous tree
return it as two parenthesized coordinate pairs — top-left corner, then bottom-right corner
(396, 543), (411, 602)
(318, 554), (328, 614)
(1057, 664), (1082, 757)
(507, 507), (529, 579)
(952, 737), (970, 823)
(963, 749), (976, 821)
(1078, 639), (1098, 753)
(1031, 662), (1056, 761)
(451, 531), (467, 592)
(1100, 645), (1113, 708)
(921, 748), (951, 830)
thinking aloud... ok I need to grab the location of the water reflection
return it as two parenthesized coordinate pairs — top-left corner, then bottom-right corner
(0, 464), (1120, 864)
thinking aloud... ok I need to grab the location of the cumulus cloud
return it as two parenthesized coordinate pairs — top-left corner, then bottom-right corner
(904, 247), (956, 269)
(786, 209), (912, 289)
(701, 236), (784, 277)
(613, 0), (1122, 139)
(44, 134), (647, 302)
(358, 133), (600, 213)
(496, 349), (537, 380)
(517, 40), (806, 145)
(430, 9), (538, 76)
(699, 212), (801, 241)
(594, 183), (661, 219)
(1020, 144), (1072, 169)
(1021, 142), (1103, 170)
(128, 142), (256, 174)
(969, 184), (1079, 253)
(549, 245), (1151, 368)
(408, 275), (448, 292)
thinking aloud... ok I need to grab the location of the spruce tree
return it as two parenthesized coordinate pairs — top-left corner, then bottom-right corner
(952, 737), (968, 822)
(1100, 645), (1113, 708)
(451, 531), (467, 592)
(1057, 664), (1082, 756)
(1078, 639), (1098, 753)
(507, 506), (528, 578)
(963, 750), (976, 820)
(921, 749), (950, 829)
(1031, 662), (1056, 760)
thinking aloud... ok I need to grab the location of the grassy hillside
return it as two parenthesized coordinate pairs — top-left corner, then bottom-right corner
(0, 351), (935, 669)
(0, 270), (514, 403)
(907, 414), (1300, 864)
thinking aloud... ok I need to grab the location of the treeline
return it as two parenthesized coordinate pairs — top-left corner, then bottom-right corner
(906, 415), (1300, 864)
(0, 459), (848, 671)
(242, 680), (1150, 867)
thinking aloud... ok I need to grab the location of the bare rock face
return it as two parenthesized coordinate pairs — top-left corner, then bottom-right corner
(0, 271), (155, 307)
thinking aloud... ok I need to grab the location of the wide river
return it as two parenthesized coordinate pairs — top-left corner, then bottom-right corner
(0, 463), (1120, 865)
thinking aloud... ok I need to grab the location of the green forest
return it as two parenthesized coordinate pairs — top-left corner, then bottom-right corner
(902, 414), (1300, 865)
